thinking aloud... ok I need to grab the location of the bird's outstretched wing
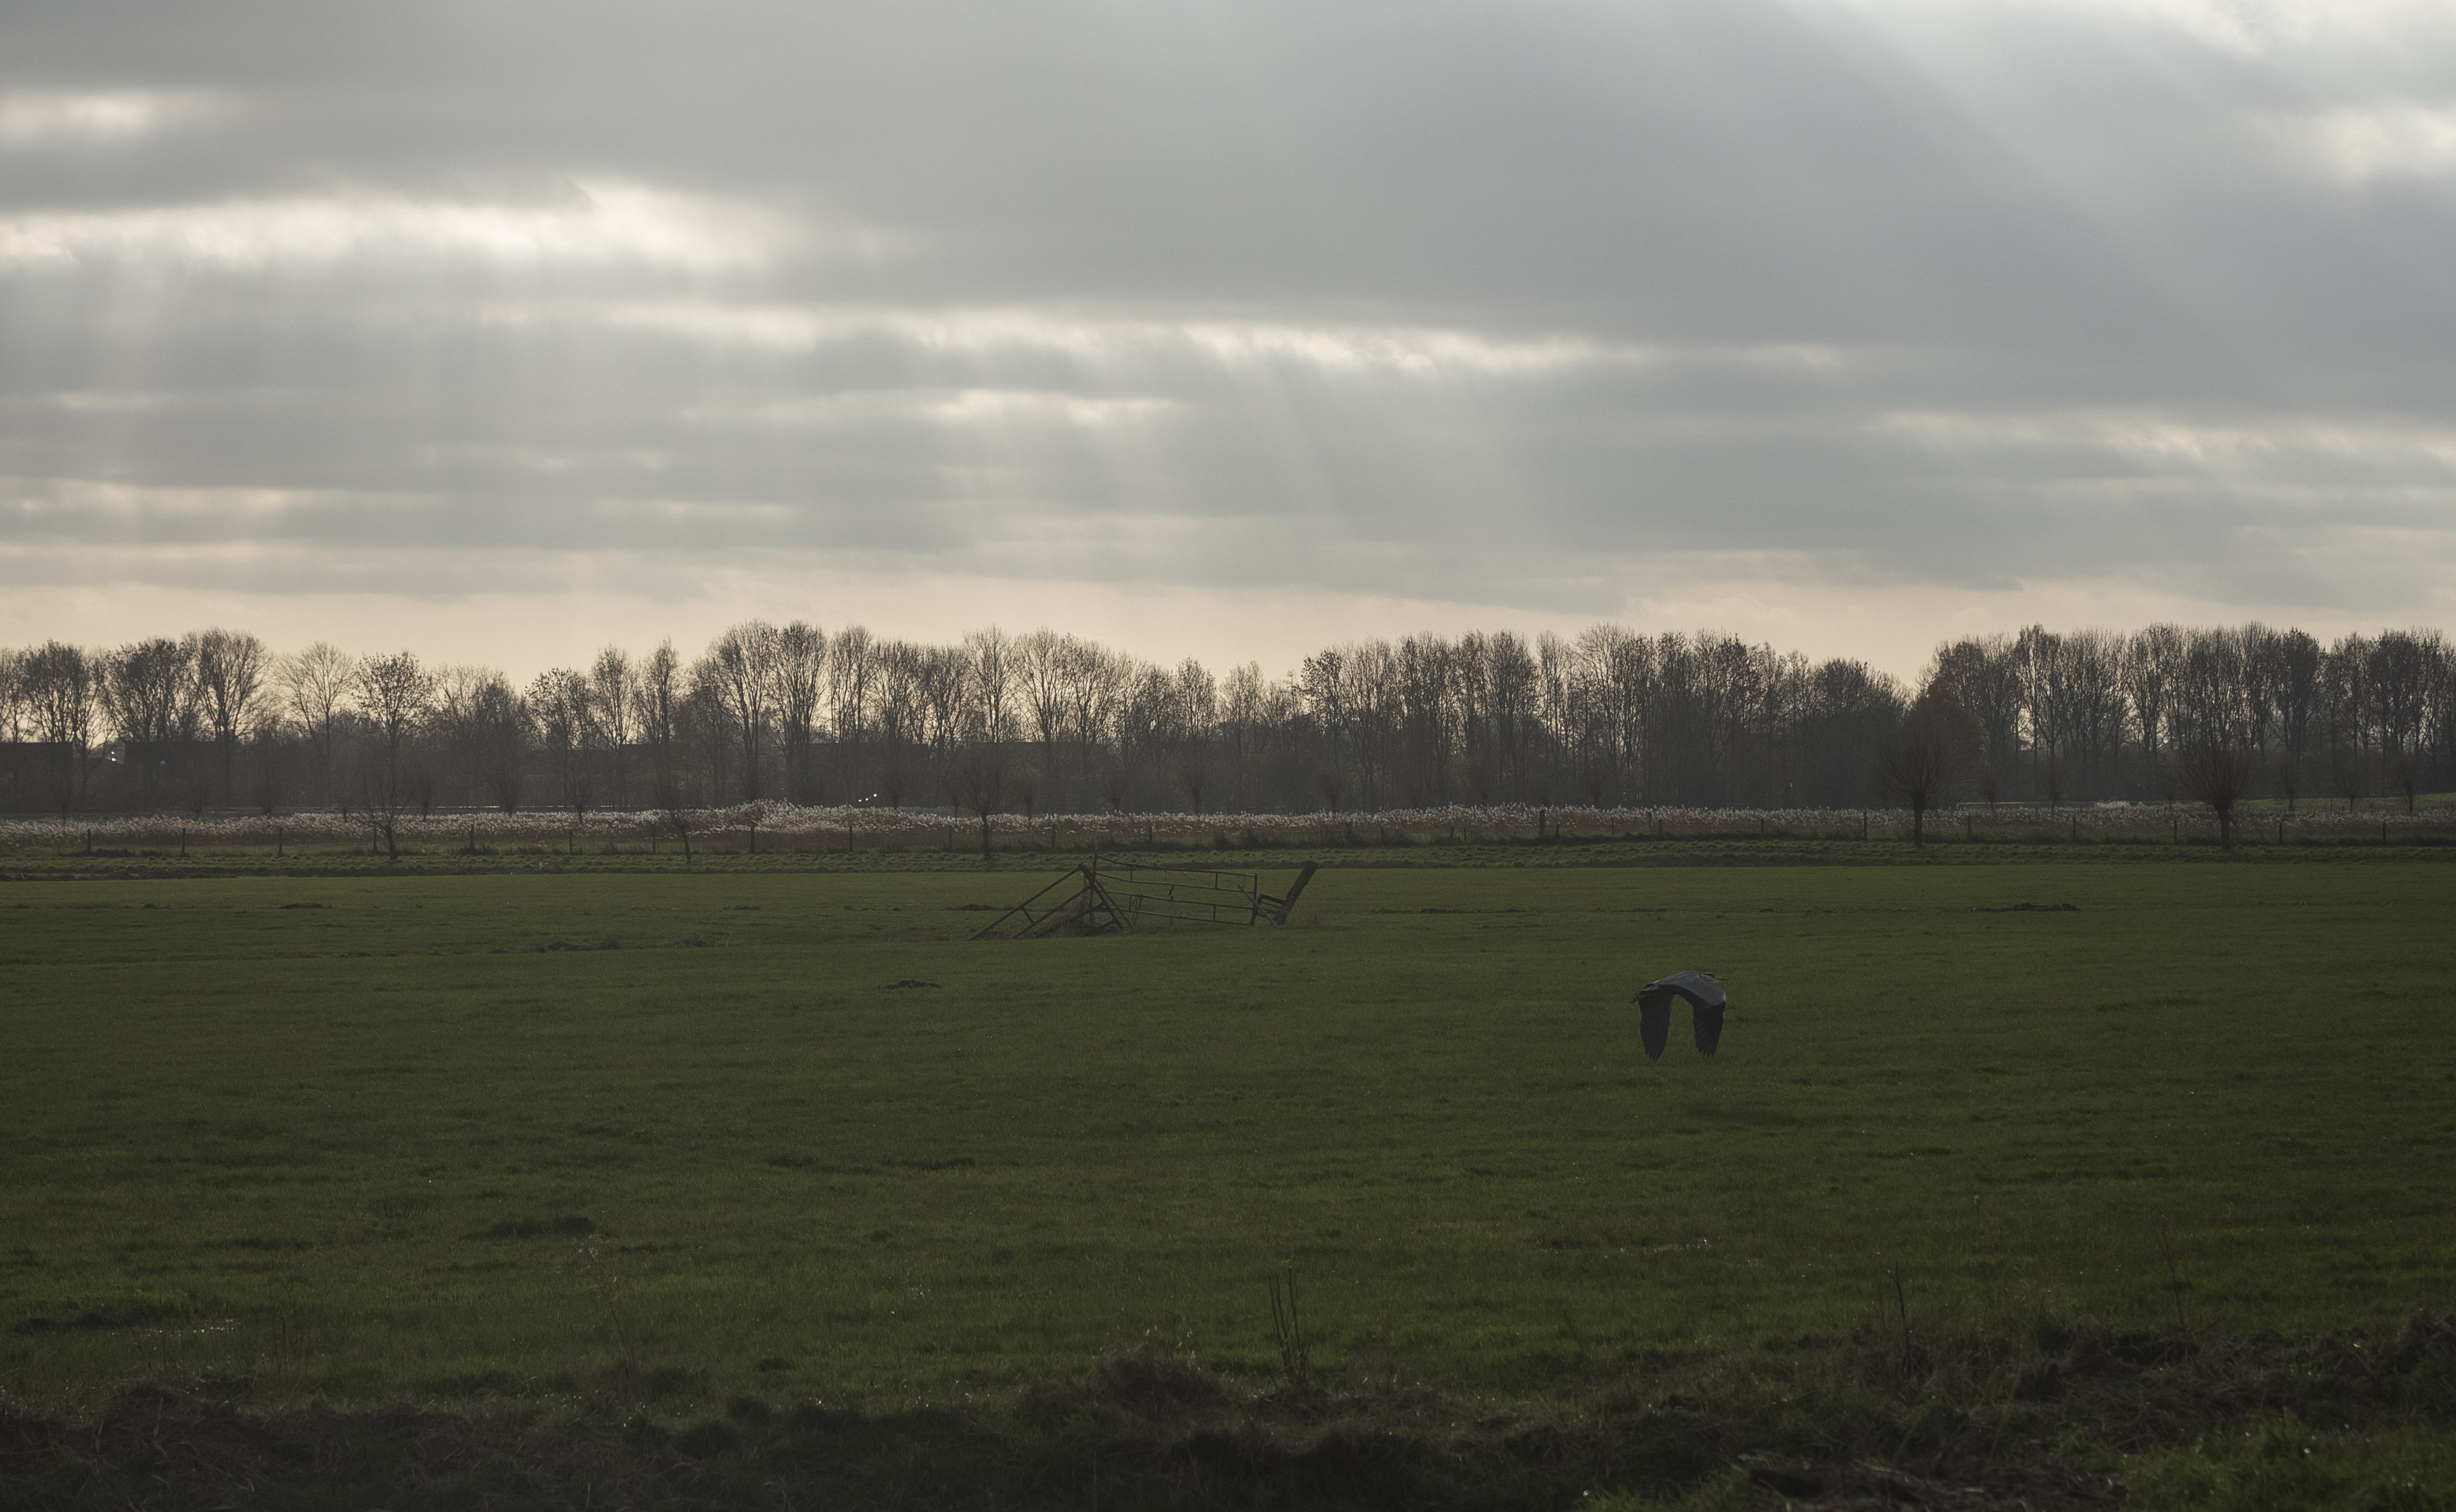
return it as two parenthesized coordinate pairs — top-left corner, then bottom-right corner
(1633, 971), (1726, 1058)
(1637, 996), (1671, 1060)
(1692, 998), (1725, 1056)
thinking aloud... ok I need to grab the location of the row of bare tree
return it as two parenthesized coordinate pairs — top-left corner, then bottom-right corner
(2, 621), (2448, 825)
(1924, 625), (2448, 814)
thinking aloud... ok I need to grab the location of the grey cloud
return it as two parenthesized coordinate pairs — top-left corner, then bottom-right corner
(4, 0), (2454, 641)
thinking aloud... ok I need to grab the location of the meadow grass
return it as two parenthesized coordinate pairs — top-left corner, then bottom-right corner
(3, 856), (2454, 1505)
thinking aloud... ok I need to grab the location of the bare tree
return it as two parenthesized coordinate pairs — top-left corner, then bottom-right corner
(2269, 752), (2304, 813)
(872, 639), (923, 809)
(2430, 640), (2456, 806)
(965, 626), (1018, 745)
(1169, 658), (1217, 813)
(277, 642), (355, 805)
(650, 761), (699, 860)
(632, 639), (687, 806)
(1057, 637), (1126, 801)
(103, 636), (201, 807)
(775, 621), (827, 803)
(1293, 765), (1339, 820)
(2016, 625), (2125, 804)
(1650, 631), (1778, 808)
(436, 668), (526, 812)
(2321, 633), (2371, 806)
(2236, 624), (2284, 775)
(246, 717), (289, 815)
(1875, 672), (1973, 846)
(1797, 658), (1903, 808)
(589, 646), (638, 809)
(2264, 628), (2323, 808)
(1104, 660), (1179, 812)
(1566, 623), (1649, 806)
(2063, 628), (2128, 798)
(0, 647), (20, 744)
(0, 646), (23, 806)
(915, 644), (972, 803)
(947, 738), (1021, 858)
(1933, 633), (2022, 809)
(702, 620), (780, 801)
(826, 624), (875, 804)
(20, 641), (100, 811)
(529, 667), (598, 820)
(1483, 630), (1539, 802)
(351, 651), (435, 854)
(2368, 629), (2439, 807)
(354, 652), (434, 767)
(2175, 736), (2257, 848)
(1396, 633), (1456, 806)
(1354, 639), (1408, 812)
(633, 639), (701, 854)
(2173, 629), (2259, 848)
(1298, 646), (1356, 811)
(1221, 660), (1268, 811)
(2386, 751), (2423, 813)
(15, 613), (2449, 826)
(192, 628), (268, 805)
(1017, 626), (1072, 793)
(2121, 624), (2182, 799)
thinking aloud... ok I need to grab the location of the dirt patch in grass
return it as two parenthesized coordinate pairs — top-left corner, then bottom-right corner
(8, 1316), (2456, 1509)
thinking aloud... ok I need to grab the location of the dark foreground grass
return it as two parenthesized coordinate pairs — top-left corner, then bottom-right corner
(4, 860), (2455, 1506)
(9, 1316), (2456, 1510)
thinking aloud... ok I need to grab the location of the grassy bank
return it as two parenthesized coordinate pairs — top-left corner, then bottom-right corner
(9, 1315), (2456, 1509)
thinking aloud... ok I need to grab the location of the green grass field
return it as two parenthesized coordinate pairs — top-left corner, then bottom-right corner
(5, 855), (2456, 1506)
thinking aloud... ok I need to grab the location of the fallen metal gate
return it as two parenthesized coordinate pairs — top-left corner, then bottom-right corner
(973, 858), (1318, 939)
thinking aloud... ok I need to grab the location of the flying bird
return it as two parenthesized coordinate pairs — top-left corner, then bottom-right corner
(1633, 971), (1725, 1059)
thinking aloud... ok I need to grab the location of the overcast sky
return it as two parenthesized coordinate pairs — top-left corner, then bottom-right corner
(4, 0), (2451, 681)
